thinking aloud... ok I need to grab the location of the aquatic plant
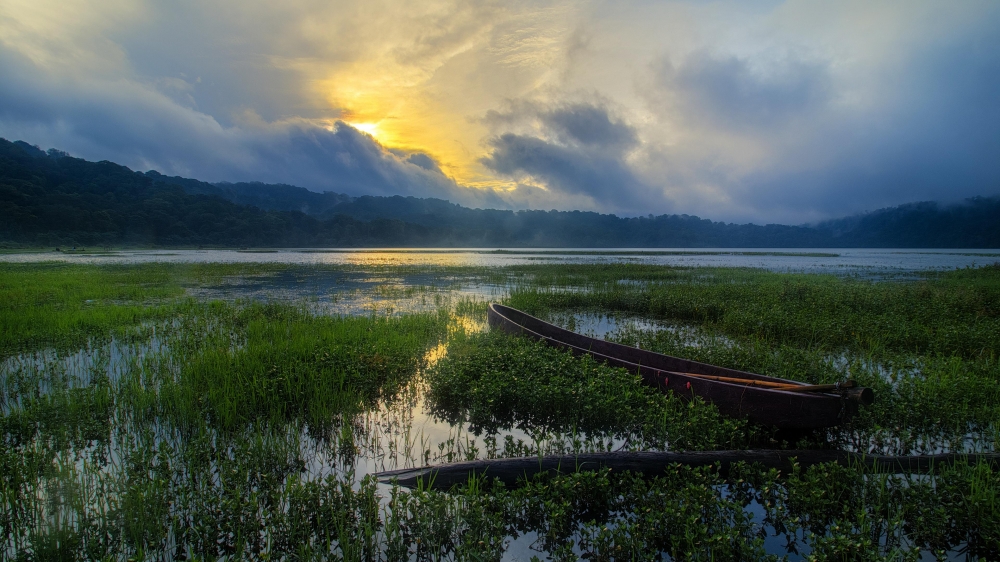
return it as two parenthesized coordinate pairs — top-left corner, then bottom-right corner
(1, 261), (998, 559)
(426, 330), (754, 450)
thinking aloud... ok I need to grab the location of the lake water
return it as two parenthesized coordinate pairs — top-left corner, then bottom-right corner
(3, 247), (999, 274)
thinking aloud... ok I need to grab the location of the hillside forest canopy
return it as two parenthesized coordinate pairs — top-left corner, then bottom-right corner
(1, 138), (998, 248)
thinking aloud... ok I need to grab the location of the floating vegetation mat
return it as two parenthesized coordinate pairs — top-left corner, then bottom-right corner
(1, 262), (998, 560)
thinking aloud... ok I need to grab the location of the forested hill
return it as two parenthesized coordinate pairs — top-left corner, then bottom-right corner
(0, 140), (442, 247)
(816, 199), (1000, 248)
(1, 138), (998, 248)
(144, 170), (827, 247)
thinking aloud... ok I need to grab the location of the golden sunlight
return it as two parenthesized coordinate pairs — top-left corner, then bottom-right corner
(347, 122), (381, 137)
(335, 94), (508, 190)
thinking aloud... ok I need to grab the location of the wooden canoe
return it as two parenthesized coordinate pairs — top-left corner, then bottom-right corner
(487, 303), (873, 430)
(377, 451), (998, 489)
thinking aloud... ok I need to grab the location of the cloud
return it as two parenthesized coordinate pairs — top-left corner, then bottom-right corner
(631, 7), (1000, 224)
(0, 42), (512, 210)
(1, 0), (999, 224)
(479, 100), (655, 212)
(0, 0), (583, 204)
(653, 51), (832, 131)
(541, 104), (638, 149)
(483, 132), (639, 202)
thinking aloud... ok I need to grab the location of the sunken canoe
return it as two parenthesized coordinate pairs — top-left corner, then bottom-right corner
(487, 303), (873, 430)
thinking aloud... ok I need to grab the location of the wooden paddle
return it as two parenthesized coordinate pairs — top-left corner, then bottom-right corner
(677, 372), (857, 393)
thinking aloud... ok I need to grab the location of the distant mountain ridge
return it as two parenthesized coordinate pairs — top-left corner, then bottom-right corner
(2, 138), (998, 248)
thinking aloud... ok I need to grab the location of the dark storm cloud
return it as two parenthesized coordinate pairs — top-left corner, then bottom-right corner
(388, 149), (443, 173)
(542, 104), (638, 149)
(250, 123), (447, 197)
(482, 133), (644, 204)
(405, 153), (442, 173)
(480, 101), (651, 210)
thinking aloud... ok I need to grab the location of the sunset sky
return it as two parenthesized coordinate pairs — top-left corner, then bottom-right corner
(1, 0), (998, 223)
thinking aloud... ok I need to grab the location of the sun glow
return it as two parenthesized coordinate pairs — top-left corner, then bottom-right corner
(333, 96), (500, 188)
(348, 122), (381, 137)
(317, 67), (503, 188)
(309, 3), (579, 192)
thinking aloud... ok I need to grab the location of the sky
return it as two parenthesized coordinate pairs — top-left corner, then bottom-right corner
(1, 0), (998, 224)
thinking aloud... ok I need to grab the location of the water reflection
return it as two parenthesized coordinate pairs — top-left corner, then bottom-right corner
(3, 247), (998, 274)
(185, 267), (505, 316)
(0, 316), (627, 483)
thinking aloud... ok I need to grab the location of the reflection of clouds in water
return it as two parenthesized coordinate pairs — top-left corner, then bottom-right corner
(546, 311), (662, 340)
(1, 248), (997, 274)
(2, 321), (631, 491)
(421, 342), (449, 371)
(451, 315), (488, 335)
(320, 285), (500, 317)
(184, 267), (505, 317)
(340, 250), (482, 268)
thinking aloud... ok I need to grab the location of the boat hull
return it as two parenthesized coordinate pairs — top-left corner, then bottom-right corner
(487, 303), (853, 430)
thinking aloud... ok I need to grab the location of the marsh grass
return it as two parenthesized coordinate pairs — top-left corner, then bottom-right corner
(1, 304), (451, 559)
(0, 263), (188, 357)
(506, 263), (1000, 359)
(0, 263), (459, 559)
(155, 303), (449, 432)
(504, 263), (1000, 455)
(1, 261), (999, 560)
(425, 330), (755, 450)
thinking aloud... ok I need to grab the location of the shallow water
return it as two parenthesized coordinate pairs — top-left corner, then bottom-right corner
(4, 263), (992, 560)
(0, 322), (629, 480)
(1, 327), (634, 560)
(542, 311), (661, 339)
(185, 267), (505, 316)
(4, 247), (1000, 274)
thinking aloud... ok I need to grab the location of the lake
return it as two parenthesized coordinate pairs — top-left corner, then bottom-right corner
(3, 247), (999, 274)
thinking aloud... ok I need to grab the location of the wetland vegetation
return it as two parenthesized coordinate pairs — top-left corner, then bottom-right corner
(1, 261), (998, 560)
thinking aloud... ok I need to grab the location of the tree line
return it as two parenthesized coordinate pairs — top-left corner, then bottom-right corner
(2, 138), (998, 248)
